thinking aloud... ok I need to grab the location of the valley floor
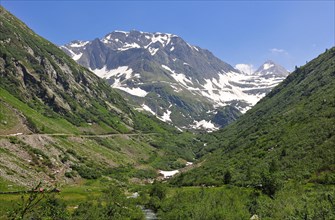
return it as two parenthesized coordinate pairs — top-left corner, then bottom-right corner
(0, 178), (334, 220)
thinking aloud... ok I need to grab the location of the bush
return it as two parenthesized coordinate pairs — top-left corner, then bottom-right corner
(64, 171), (76, 178)
(133, 169), (157, 179)
(26, 116), (39, 133)
(224, 170), (232, 184)
(260, 173), (281, 198)
(71, 164), (101, 179)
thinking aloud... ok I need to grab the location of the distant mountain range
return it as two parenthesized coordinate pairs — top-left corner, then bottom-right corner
(61, 30), (289, 130)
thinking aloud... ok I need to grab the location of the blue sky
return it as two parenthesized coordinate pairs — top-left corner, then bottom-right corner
(1, 1), (334, 71)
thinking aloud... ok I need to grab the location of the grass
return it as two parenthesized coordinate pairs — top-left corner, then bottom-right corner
(0, 88), (80, 134)
(0, 178), (26, 219)
(0, 102), (19, 131)
(55, 135), (157, 167)
(58, 180), (105, 207)
(0, 178), (107, 217)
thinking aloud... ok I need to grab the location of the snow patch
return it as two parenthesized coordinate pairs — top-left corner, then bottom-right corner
(186, 162), (193, 166)
(92, 66), (133, 79)
(235, 64), (255, 75)
(161, 65), (193, 87)
(69, 41), (89, 48)
(148, 47), (159, 56)
(117, 87), (148, 97)
(159, 170), (179, 178)
(114, 30), (129, 35)
(72, 53), (82, 61)
(191, 120), (219, 131)
(118, 42), (141, 51)
(151, 33), (172, 47)
(160, 110), (172, 122)
(91, 66), (147, 97)
(263, 63), (274, 70)
(170, 84), (183, 93)
(141, 104), (156, 115)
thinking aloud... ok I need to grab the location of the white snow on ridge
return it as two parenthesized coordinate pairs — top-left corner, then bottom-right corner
(161, 65), (193, 87)
(61, 46), (79, 59)
(151, 33), (172, 47)
(170, 84), (183, 93)
(200, 73), (251, 106)
(168, 70), (278, 113)
(72, 53), (83, 61)
(185, 43), (199, 52)
(171, 73), (193, 86)
(114, 30), (129, 35)
(235, 64), (255, 75)
(161, 65), (173, 72)
(263, 63), (274, 70)
(117, 87), (148, 97)
(69, 41), (89, 48)
(141, 104), (156, 115)
(91, 66), (148, 97)
(92, 66), (133, 79)
(118, 42), (141, 51)
(159, 67), (269, 111)
(106, 34), (112, 40)
(148, 47), (159, 56)
(101, 39), (109, 44)
(140, 104), (173, 122)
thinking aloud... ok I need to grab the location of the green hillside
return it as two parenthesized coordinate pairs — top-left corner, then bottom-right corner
(0, 5), (199, 188)
(173, 47), (335, 186)
(0, 7), (203, 218)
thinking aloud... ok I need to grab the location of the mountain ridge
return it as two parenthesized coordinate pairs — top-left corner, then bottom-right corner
(62, 30), (289, 130)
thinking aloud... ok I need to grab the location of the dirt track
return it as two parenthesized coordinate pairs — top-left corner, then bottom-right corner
(0, 132), (158, 138)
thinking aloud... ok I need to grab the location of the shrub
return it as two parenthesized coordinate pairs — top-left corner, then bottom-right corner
(71, 164), (101, 179)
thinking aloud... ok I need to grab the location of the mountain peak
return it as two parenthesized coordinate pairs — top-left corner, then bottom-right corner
(255, 60), (289, 77)
(103, 30), (178, 40)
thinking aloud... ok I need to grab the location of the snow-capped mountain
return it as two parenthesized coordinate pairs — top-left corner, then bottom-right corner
(254, 60), (289, 78)
(61, 30), (289, 131)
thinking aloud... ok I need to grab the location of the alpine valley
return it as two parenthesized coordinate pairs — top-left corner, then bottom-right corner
(1, 5), (334, 220)
(61, 31), (289, 131)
